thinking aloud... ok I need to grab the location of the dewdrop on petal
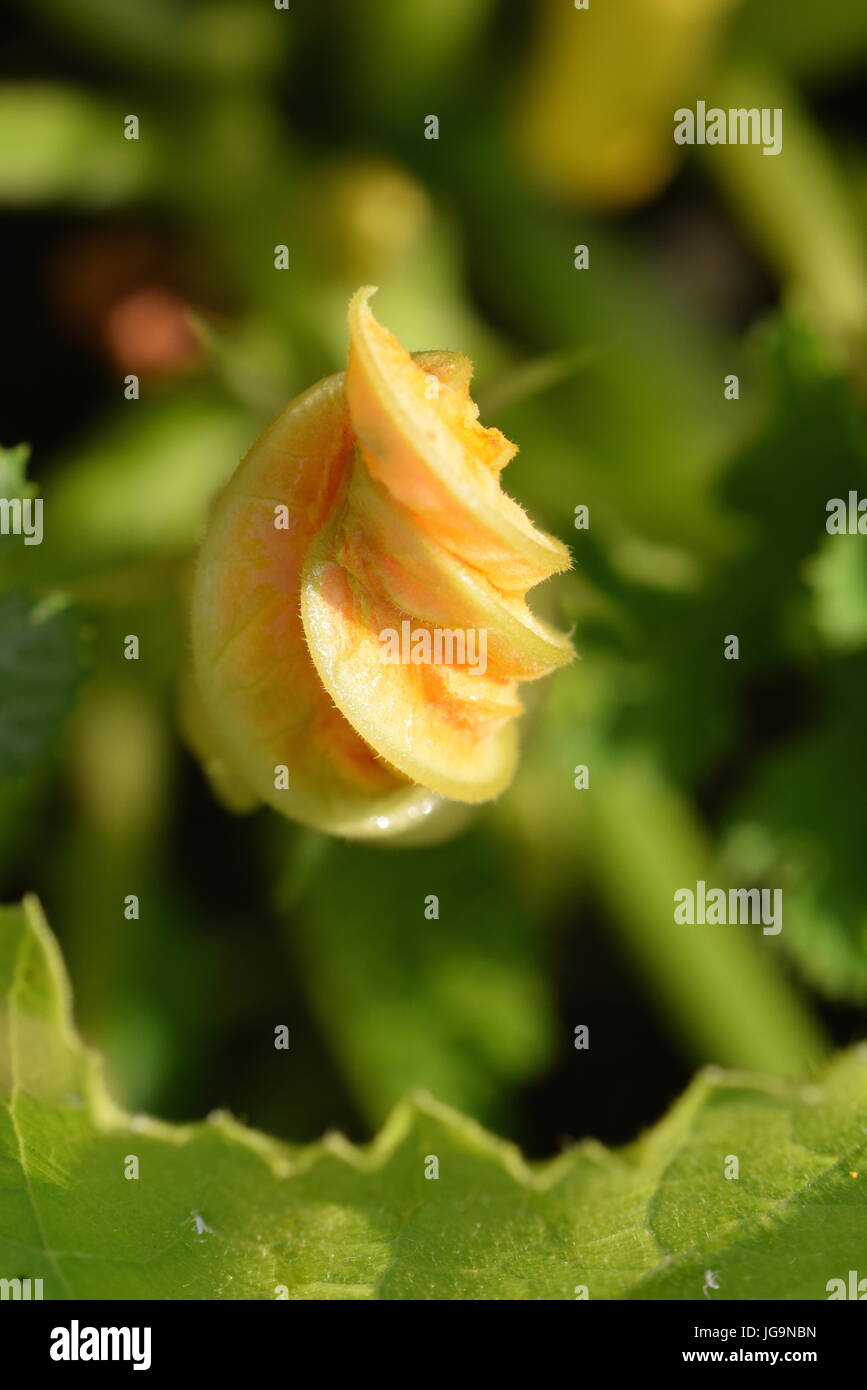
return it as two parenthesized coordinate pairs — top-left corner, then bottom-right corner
(189, 288), (573, 840)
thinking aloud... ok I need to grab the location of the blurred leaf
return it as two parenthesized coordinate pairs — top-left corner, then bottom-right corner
(717, 321), (867, 618)
(41, 394), (251, 579)
(1, 898), (865, 1300)
(0, 443), (32, 497)
(594, 319), (867, 1001)
(343, 0), (497, 124)
(190, 311), (297, 418)
(808, 532), (867, 651)
(0, 772), (47, 884)
(19, 0), (285, 83)
(454, 132), (739, 561)
(730, 0), (867, 81)
(0, 591), (89, 779)
(724, 653), (867, 1000)
(0, 444), (38, 566)
(278, 829), (555, 1128)
(606, 317), (867, 781)
(0, 85), (155, 206)
(476, 346), (600, 418)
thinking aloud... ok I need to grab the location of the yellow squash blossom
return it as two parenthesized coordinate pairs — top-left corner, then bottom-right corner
(189, 289), (572, 839)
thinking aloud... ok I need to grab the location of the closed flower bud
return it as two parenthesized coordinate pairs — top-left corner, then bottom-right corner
(190, 288), (572, 839)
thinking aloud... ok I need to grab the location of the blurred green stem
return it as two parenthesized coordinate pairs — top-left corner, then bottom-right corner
(588, 755), (827, 1077)
(705, 64), (867, 359)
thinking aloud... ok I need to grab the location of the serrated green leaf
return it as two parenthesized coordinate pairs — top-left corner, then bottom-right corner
(1, 898), (865, 1301)
(0, 591), (89, 778)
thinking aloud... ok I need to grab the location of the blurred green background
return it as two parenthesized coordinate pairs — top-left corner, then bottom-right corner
(2, 0), (867, 1155)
